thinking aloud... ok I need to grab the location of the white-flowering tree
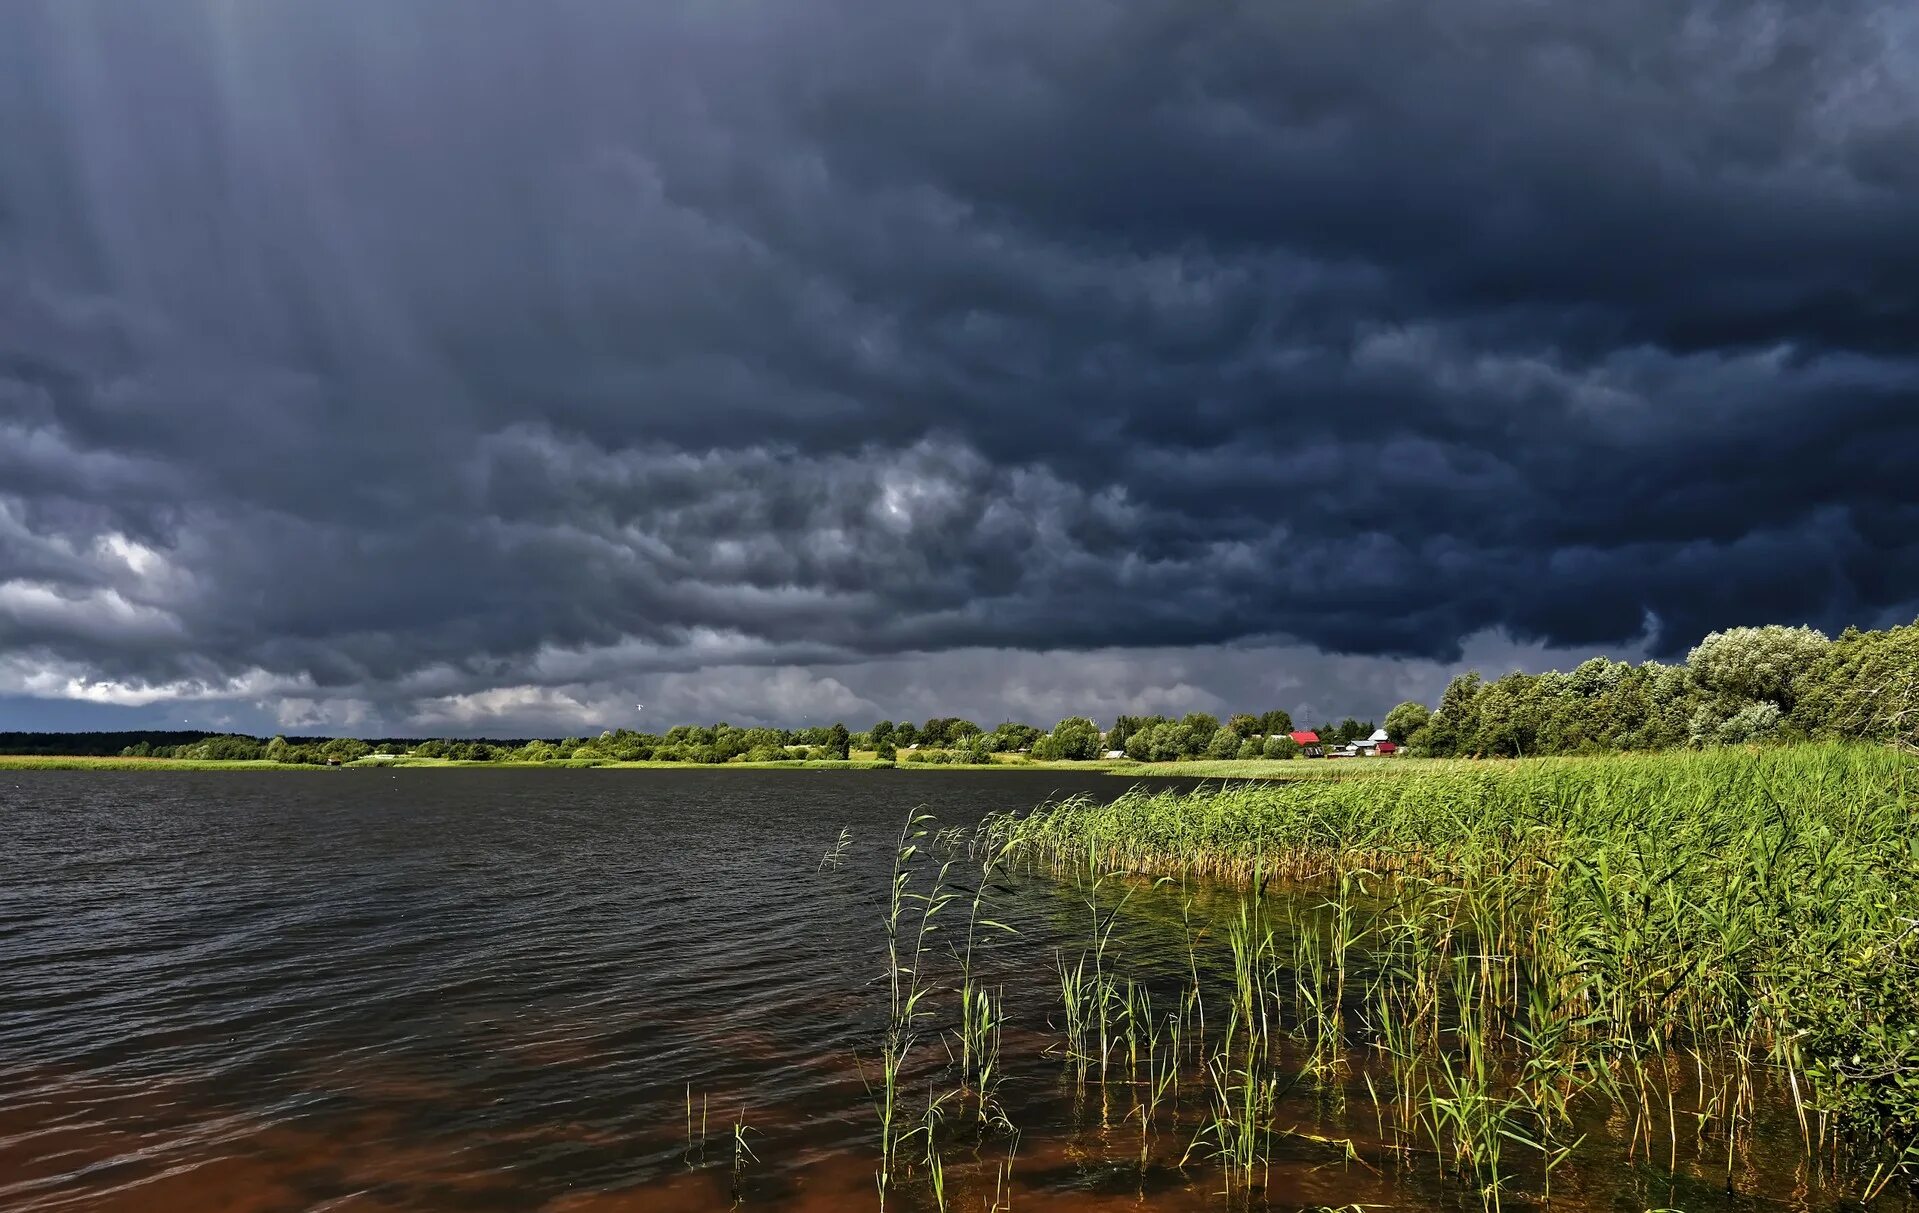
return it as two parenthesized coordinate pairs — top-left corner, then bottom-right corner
(1691, 700), (1783, 747)
(1686, 625), (1830, 709)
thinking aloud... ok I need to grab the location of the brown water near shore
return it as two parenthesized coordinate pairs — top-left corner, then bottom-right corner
(2, 769), (1910, 1211)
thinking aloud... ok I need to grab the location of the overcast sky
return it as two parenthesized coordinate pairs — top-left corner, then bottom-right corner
(3, 2), (1917, 736)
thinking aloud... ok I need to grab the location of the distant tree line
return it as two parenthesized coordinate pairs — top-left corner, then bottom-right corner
(0, 730), (221, 757)
(1399, 620), (1919, 757)
(5, 710), (1327, 767)
(11, 621), (1913, 767)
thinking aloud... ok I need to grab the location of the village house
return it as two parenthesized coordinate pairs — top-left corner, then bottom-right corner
(1352, 728), (1398, 757)
(1289, 730), (1323, 758)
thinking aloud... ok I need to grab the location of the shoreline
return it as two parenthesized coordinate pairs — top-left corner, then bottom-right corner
(0, 752), (1419, 777)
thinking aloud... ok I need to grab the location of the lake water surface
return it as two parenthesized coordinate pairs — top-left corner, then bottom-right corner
(2, 770), (1909, 1212)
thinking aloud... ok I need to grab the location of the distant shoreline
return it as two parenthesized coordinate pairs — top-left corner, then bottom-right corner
(0, 752), (1413, 778)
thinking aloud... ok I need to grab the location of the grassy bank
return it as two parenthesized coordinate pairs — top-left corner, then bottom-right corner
(595, 757), (897, 771)
(983, 743), (1919, 1193)
(0, 754), (314, 771)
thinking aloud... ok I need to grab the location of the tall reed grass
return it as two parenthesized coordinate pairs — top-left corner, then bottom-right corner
(981, 744), (1919, 1198)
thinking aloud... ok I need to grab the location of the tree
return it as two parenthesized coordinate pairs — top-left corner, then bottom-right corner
(1151, 725), (1191, 762)
(1256, 709), (1295, 737)
(992, 721), (1043, 752)
(1691, 701), (1783, 747)
(1205, 727), (1240, 759)
(1568, 656), (1626, 697)
(321, 737), (371, 762)
(1261, 735), (1301, 759)
(919, 717), (980, 747)
(1180, 712), (1220, 740)
(827, 723), (851, 760)
(1226, 714), (1261, 739)
(1425, 673), (1484, 756)
(1687, 625), (1831, 710)
(871, 720), (896, 749)
(1473, 675), (1547, 757)
(1044, 717), (1102, 761)
(1123, 723), (1159, 762)
(1791, 619), (1919, 746)
(1383, 701), (1431, 745)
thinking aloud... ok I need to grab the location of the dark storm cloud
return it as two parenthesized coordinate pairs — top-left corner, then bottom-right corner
(2, 0), (1917, 728)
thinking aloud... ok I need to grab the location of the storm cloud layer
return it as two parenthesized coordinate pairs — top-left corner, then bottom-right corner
(3, 1), (1917, 732)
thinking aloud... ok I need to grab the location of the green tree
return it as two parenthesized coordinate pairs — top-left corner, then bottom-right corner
(1693, 701), (1783, 747)
(827, 723), (851, 760)
(1687, 625), (1831, 711)
(1204, 727), (1240, 759)
(1382, 701), (1431, 744)
(1179, 712), (1220, 739)
(321, 737), (372, 762)
(1154, 724), (1195, 762)
(1256, 709), (1295, 737)
(1791, 620), (1919, 746)
(951, 731), (992, 763)
(1123, 723), (1159, 762)
(1424, 674), (1484, 756)
(1044, 716), (1102, 761)
(992, 721), (1042, 752)
(1261, 735), (1301, 759)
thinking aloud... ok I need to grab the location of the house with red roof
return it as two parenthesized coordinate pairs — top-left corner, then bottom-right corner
(1288, 730), (1323, 758)
(1356, 727), (1398, 757)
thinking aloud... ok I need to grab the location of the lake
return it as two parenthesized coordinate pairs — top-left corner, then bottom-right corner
(1, 769), (1907, 1211)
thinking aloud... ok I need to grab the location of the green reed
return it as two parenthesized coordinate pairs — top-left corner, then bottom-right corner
(865, 811), (1027, 1211)
(873, 810), (956, 1208)
(956, 836), (1018, 1122)
(683, 1084), (710, 1169)
(982, 743), (1919, 1202)
(729, 1108), (757, 1201)
(819, 825), (854, 870)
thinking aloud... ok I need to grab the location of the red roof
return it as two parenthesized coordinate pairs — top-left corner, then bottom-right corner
(1377, 741), (1398, 754)
(1289, 731), (1319, 744)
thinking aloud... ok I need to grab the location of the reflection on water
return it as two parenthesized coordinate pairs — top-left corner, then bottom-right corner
(0, 770), (1910, 1211)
